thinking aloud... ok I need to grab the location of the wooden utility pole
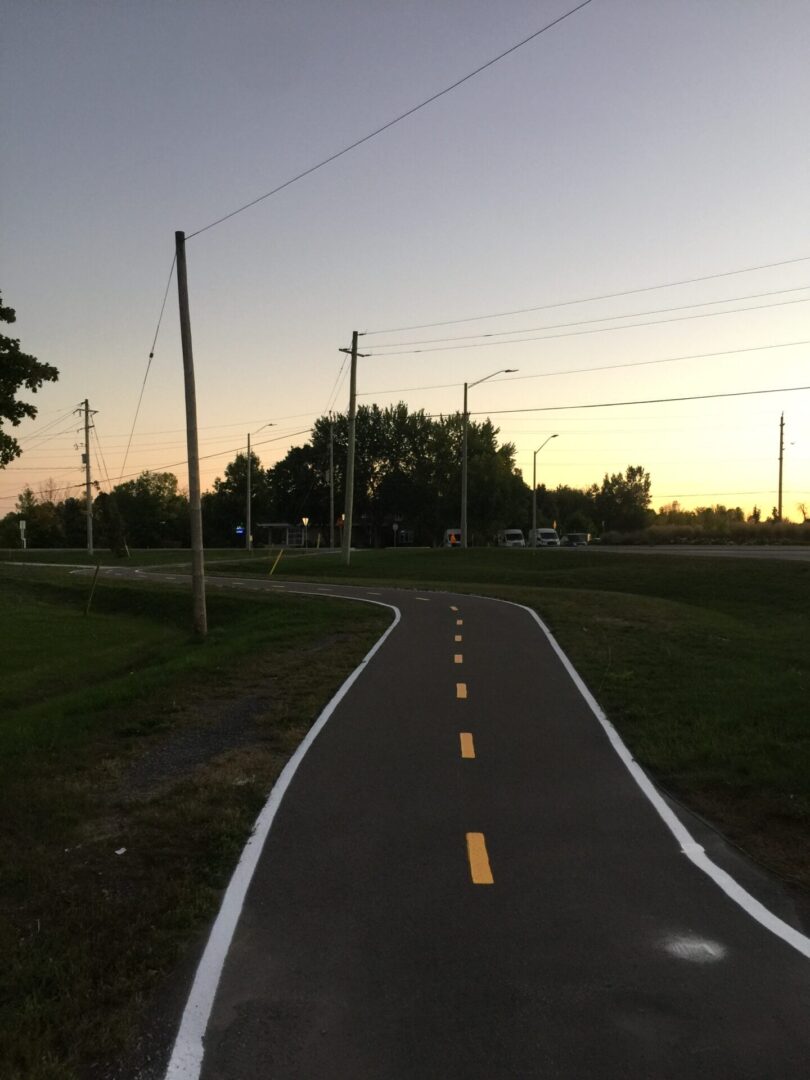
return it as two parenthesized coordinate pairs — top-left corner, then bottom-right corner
(175, 231), (207, 638)
(339, 332), (368, 566)
(778, 412), (785, 521)
(246, 432), (252, 551)
(329, 415), (335, 550)
(83, 398), (94, 555)
(460, 381), (469, 549)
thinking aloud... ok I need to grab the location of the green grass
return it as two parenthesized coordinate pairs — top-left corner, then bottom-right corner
(4, 548), (809, 1074)
(0, 546), (256, 567)
(0, 565), (390, 1079)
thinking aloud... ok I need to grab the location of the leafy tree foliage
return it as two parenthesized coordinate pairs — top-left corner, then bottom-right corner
(533, 484), (598, 535)
(108, 471), (189, 548)
(657, 502), (744, 530)
(94, 492), (129, 555)
(0, 486), (83, 547)
(0, 293), (59, 467)
(202, 452), (273, 546)
(592, 465), (653, 532)
(262, 404), (531, 546)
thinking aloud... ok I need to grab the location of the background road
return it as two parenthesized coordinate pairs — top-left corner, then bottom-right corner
(579, 544), (810, 561)
(161, 580), (810, 1079)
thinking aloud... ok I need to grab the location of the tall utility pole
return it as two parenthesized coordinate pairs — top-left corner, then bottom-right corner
(82, 398), (94, 555)
(329, 414), (335, 550)
(339, 331), (368, 566)
(461, 381), (469, 549)
(778, 411), (785, 521)
(175, 230), (207, 638)
(246, 431), (252, 551)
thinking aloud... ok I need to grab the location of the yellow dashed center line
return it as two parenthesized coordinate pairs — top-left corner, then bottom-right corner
(454, 654), (463, 664)
(450, 605), (459, 612)
(456, 619), (463, 627)
(466, 833), (494, 885)
(456, 682), (467, 699)
(459, 732), (475, 759)
(454, 634), (462, 643)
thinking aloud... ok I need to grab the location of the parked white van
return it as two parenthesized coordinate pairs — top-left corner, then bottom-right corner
(497, 529), (526, 548)
(528, 528), (560, 547)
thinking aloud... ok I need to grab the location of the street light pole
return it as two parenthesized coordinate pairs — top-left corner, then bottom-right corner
(460, 368), (517, 548)
(246, 422), (274, 552)
(532, 434), (558, 551)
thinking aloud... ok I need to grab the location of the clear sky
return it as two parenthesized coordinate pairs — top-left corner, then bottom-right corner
(2, 0), (808, 520)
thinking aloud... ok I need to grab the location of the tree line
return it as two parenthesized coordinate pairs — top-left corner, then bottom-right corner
(1, 403), (666, 549)
(2, 291), (805, 549)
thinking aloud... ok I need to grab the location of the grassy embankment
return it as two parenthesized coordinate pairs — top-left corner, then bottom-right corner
(4, 546), (808, 1075)
(0, 564), (390, 1080)
(212, 546), (810, 890)
(0, 546), (255, 567)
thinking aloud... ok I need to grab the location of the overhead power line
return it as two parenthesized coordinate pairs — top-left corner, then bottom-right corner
(324, 353), (350, 416)
(55, 426), (314, 495)
(186, 0), (595, 239)
(364, 253), (810, 335)
(91, 412), (320, 439)
(120, 255), (177, 480)
(92, 424), (115, 493)
(16, 408), (79, 449)
(652, 490), (804, 499)
(368, 285), (810, 349)
(358, 339), (810, 398)
(470, 383), (810, 417)
(365, 296), (810, 357)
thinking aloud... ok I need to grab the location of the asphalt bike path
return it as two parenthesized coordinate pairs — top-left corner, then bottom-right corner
(145, 577), (810, 1078)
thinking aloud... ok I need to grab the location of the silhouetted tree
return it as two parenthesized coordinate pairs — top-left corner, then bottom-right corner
(111, 471), (188, 547)
(593, 465), (652, 532)
(1, 292), (59, 467)
(203, 452), (272, 546)
(269, 404), (530, 546)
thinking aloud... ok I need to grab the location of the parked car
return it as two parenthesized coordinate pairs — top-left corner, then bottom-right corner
(561, 532), (590, 546)
(528, 528), (560, 547)
(443, 528), (462, 548)
(496, 529), (526, 548)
